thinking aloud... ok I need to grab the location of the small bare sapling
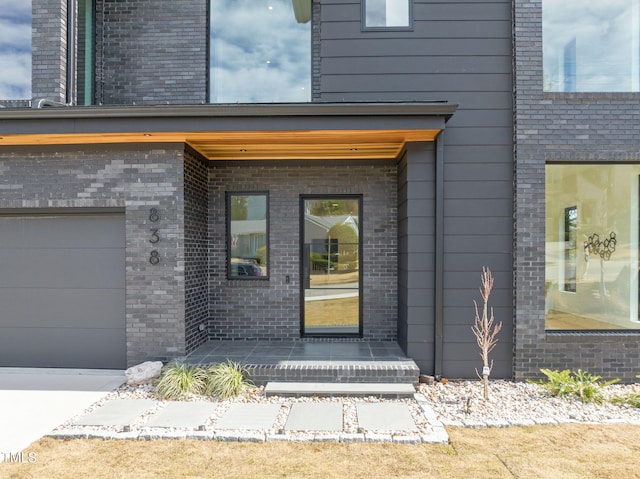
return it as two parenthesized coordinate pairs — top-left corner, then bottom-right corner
(472, 267), (502, 400)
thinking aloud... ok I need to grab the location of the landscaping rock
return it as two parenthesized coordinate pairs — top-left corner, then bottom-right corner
(125, 361), (163, 385)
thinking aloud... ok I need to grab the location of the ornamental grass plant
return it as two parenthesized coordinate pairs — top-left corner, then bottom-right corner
(154, 360), (253, 400)
(205, 360), (253, 399)
(531, 368), (620, 404)
(155, 362), (207, 400)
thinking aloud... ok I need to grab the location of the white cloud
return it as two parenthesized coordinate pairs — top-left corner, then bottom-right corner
(0, 1), (31, 99)
(210, 0), (310, 102)
(0, 51), (31, 99)
(543, 0), (639, 91)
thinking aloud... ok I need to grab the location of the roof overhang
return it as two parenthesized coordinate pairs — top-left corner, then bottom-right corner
(0, 102), (457, 161)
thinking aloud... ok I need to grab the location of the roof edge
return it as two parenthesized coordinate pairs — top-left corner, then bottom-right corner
(0, 101), (458, 122)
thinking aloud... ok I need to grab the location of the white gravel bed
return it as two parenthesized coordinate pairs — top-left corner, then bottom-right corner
(418, 380), (640, 427)
(51, 383), (437, 441)
(51, 380), (640, 443)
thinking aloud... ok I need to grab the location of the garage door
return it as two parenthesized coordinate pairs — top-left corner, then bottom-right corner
(0, 213), (126, 369)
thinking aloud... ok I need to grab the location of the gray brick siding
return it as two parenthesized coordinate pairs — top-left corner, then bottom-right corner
(94, 0), (207, 105)
(208, 161), (397, 341)
(0, 146), (188, 366)
(184, 147), (209, 353)
(514, 0), (640, 381)
(32, 0), (67, 103)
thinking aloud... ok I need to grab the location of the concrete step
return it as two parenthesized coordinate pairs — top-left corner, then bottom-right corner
(263, 381), (417, 398)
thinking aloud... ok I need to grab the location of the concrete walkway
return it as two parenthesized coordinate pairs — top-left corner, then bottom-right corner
(0, 368), (126, 454)
(52, 395), (449, 444)
(0, 367), (448, 450)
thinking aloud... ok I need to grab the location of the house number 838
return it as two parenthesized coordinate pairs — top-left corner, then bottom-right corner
(149, 208), (160, 264)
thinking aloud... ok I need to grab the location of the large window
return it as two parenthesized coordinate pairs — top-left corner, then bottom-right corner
(0, 0), (31, 101)
(210, 0), (310, 103)
(227, 193), (269, 279)
(546, 164), (640, 330)
(543, 0), (640, 92)
(363, 0), (411, 29)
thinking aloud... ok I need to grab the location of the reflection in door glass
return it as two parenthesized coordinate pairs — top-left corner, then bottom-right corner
(303, 198), (361, 335)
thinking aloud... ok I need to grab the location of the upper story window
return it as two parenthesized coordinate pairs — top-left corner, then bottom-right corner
(0, 0), (32, 102)
(210, 0), (310, 103)
(363, 0), (411, 29)
(543, 0), (640, 92)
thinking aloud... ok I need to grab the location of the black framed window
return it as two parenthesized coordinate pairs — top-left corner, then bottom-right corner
(209, 0), (310, 103)
(362, 0), (412, 30)
(545, 164), (640, 331)
(543, 0), (640, 92)
(227, 192), (269, 279)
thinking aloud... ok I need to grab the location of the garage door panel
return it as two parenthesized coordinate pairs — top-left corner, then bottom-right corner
(0, 215), (124, 249)
(0, 327), (127, 369)
(0, 288), (124, 328)
(0, 248), (125, 289)
(0, 213), (126, 369)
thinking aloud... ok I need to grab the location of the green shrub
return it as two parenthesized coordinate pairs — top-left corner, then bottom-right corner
(155, 362), (207, 400)
(530, 368), (620, 404)
(610, 374), (640, 408)
(205, 360), (253, 400)
(611, 392), (640, 408)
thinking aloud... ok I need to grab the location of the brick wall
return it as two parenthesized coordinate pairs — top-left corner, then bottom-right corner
(95, 0), (207, 105)
(0, 145), (187, 366)
(184, 147), (209, 353)
(208, 161), (398, 341)
(514, 0), (640, 381)
(32, 0), (67, 102)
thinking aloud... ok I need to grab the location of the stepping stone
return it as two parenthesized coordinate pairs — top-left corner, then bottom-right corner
(214, 403), (280, 430)
(264, 382), (416, 398)
(73, 399), (156, 427)
(285, 403), (343, 431)
(356, 403), (417, 432)
(143, 402), (218, 429)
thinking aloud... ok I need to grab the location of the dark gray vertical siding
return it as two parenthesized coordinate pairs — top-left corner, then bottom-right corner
(318, 0), (514, 377)
(397, 143), (436, 373)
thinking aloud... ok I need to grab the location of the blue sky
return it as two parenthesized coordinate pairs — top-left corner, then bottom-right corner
(0, 0), (32, 99)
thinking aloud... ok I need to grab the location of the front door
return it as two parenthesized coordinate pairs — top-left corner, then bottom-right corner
(301, 196), (362, 336)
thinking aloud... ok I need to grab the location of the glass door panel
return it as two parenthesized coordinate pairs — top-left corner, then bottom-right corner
(302, 197), (361, 336)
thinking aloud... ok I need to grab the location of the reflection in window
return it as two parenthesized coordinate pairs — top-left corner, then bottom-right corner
(563, 206), (577, 292)
(228, 193), (268, 279)
(0, 0), (31, 100)
(545, 164), (640, 330)
(364, 0), (410, 28)
(210, 0), (310, 103)
(543, 0), (640, 92)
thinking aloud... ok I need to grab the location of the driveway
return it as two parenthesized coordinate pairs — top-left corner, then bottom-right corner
(0, 368), (125, 454)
